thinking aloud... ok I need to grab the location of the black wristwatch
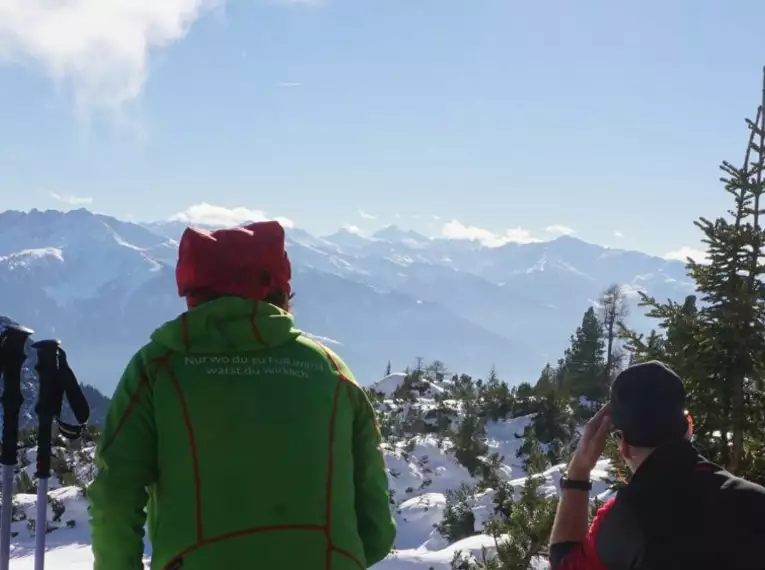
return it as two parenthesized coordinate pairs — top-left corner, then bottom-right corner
(560, 475), (592, 491)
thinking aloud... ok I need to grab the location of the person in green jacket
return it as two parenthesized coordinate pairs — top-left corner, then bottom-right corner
(88, 220), (396, 570)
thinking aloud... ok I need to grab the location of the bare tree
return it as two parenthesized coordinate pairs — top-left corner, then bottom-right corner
(413, 356), (426, 378)
(599, 284), (629, 386)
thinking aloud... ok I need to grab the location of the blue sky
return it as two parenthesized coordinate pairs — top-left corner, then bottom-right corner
(1, 0), (764, 261)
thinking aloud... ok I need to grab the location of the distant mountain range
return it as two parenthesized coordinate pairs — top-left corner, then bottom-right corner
(0, 208), (695, 394)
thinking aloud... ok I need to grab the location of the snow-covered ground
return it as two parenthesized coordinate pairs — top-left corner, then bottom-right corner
(5, 373), (613, 569)
(6, 460), (612, 569)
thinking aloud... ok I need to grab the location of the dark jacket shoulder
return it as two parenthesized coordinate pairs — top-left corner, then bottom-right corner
(554, 442), (765, 570)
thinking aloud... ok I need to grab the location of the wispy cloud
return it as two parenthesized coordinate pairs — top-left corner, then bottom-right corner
(277, 81), (302, 88)
(359, 208), (376, 220)
(545, 224), (576, 236)
(614, 231), (624, 238)
(273, 0), (324, 5)
(50, 192), (93, 206)
(441, 219), (539, 247)
(664, 246), (708, 264)
(342, 224), (363, 235)
(0, 0), (221, 113)
(170, 203), (293, 228)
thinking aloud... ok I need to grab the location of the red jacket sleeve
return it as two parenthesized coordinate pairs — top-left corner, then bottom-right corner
(553, 497), (616, 570)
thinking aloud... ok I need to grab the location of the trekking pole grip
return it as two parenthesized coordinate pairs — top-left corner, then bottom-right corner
(57, 350), (89, 438)
(31, 340), (62, 480)
(0, 323), (32, 570)
(0, 326), (33, 467)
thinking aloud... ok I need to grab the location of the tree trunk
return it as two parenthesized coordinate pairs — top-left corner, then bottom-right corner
(729, 364), (746, 473)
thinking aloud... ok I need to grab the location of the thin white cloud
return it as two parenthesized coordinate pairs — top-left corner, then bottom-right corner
(545, 224), (576, 236)
(664, 246), (708, 264)
(0, 0), (221, 112)
(342, 224), (363, 235)
(441, 219), (539, 247)
(274, 0), (324, 5)
(170, 203), (293, 228)
(277, 81), (302, 88)
(358, 208), (376, 220)
(614, 231), (624, 238)
(50, 191), (93, 206)
(619, 283), (648, 299)
(432, 214), (440, 221)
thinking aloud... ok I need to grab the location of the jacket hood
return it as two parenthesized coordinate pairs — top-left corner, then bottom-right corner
(150, 296), (301, 353)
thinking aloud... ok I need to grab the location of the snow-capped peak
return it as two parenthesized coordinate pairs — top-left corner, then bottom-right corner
(373, 225), (431, 247)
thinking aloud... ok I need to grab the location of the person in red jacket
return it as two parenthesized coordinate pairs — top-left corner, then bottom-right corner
(549, 361), (765, 570)
(89, 220), (396, 570)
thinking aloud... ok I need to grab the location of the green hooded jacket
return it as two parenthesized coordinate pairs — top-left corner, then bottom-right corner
(88, 297), (396, 569)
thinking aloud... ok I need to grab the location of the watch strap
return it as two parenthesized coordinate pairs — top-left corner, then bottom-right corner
(560, 475), (592, 491)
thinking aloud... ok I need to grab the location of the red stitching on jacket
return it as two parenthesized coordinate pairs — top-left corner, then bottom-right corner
(332, 545), (365, 569)
(181, 313), (190, 351)
(160, 359), (205, 544)
(324, 379), (343, 569)
(316, 343), (366, 569)
(249, 301), (270, 347)
(165, 524), (326, 566)
(150, 343), (364, 569)
(99, 374), (150, 454)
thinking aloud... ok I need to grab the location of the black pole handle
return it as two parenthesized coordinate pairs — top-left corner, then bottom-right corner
(31, 340), (90, 479)
(32, 340), (61, 479)
(0, 325), (33, 467)
(58, 349), (90, 430)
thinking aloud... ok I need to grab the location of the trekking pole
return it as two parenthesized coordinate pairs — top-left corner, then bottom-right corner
(31, 340), (90, 570)
(0, 323), (33, 570)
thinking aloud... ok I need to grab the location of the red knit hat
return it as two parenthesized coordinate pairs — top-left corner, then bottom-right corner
(176, 220), (292, 308)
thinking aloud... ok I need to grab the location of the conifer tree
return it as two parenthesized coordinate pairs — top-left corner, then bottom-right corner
(561, 307), (606, 402)
(533, 363), (557, 397)
(463, 428), (558, 570)
(621, 79), (765, 481)
(480, 373), (514, 422)
(511, 382), (535, 416)
(686, 124), (765, 473)
(516, 426), (550, 475)
(529, 393), (575, 464)
(603, 434), (631, 490)
(437, 483), (477, 543)
(452, 401), (489, 477)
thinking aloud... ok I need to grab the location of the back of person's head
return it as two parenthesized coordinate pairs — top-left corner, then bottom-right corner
(610, 360), (690, 471)
(175, 220), (293, 310)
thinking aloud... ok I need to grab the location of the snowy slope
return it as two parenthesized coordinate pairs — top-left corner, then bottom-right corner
(6, 455), (610, 570)
(5, 373), (612, 570)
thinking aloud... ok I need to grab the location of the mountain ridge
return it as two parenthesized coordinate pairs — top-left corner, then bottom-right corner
(0, 208), (694, 394)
